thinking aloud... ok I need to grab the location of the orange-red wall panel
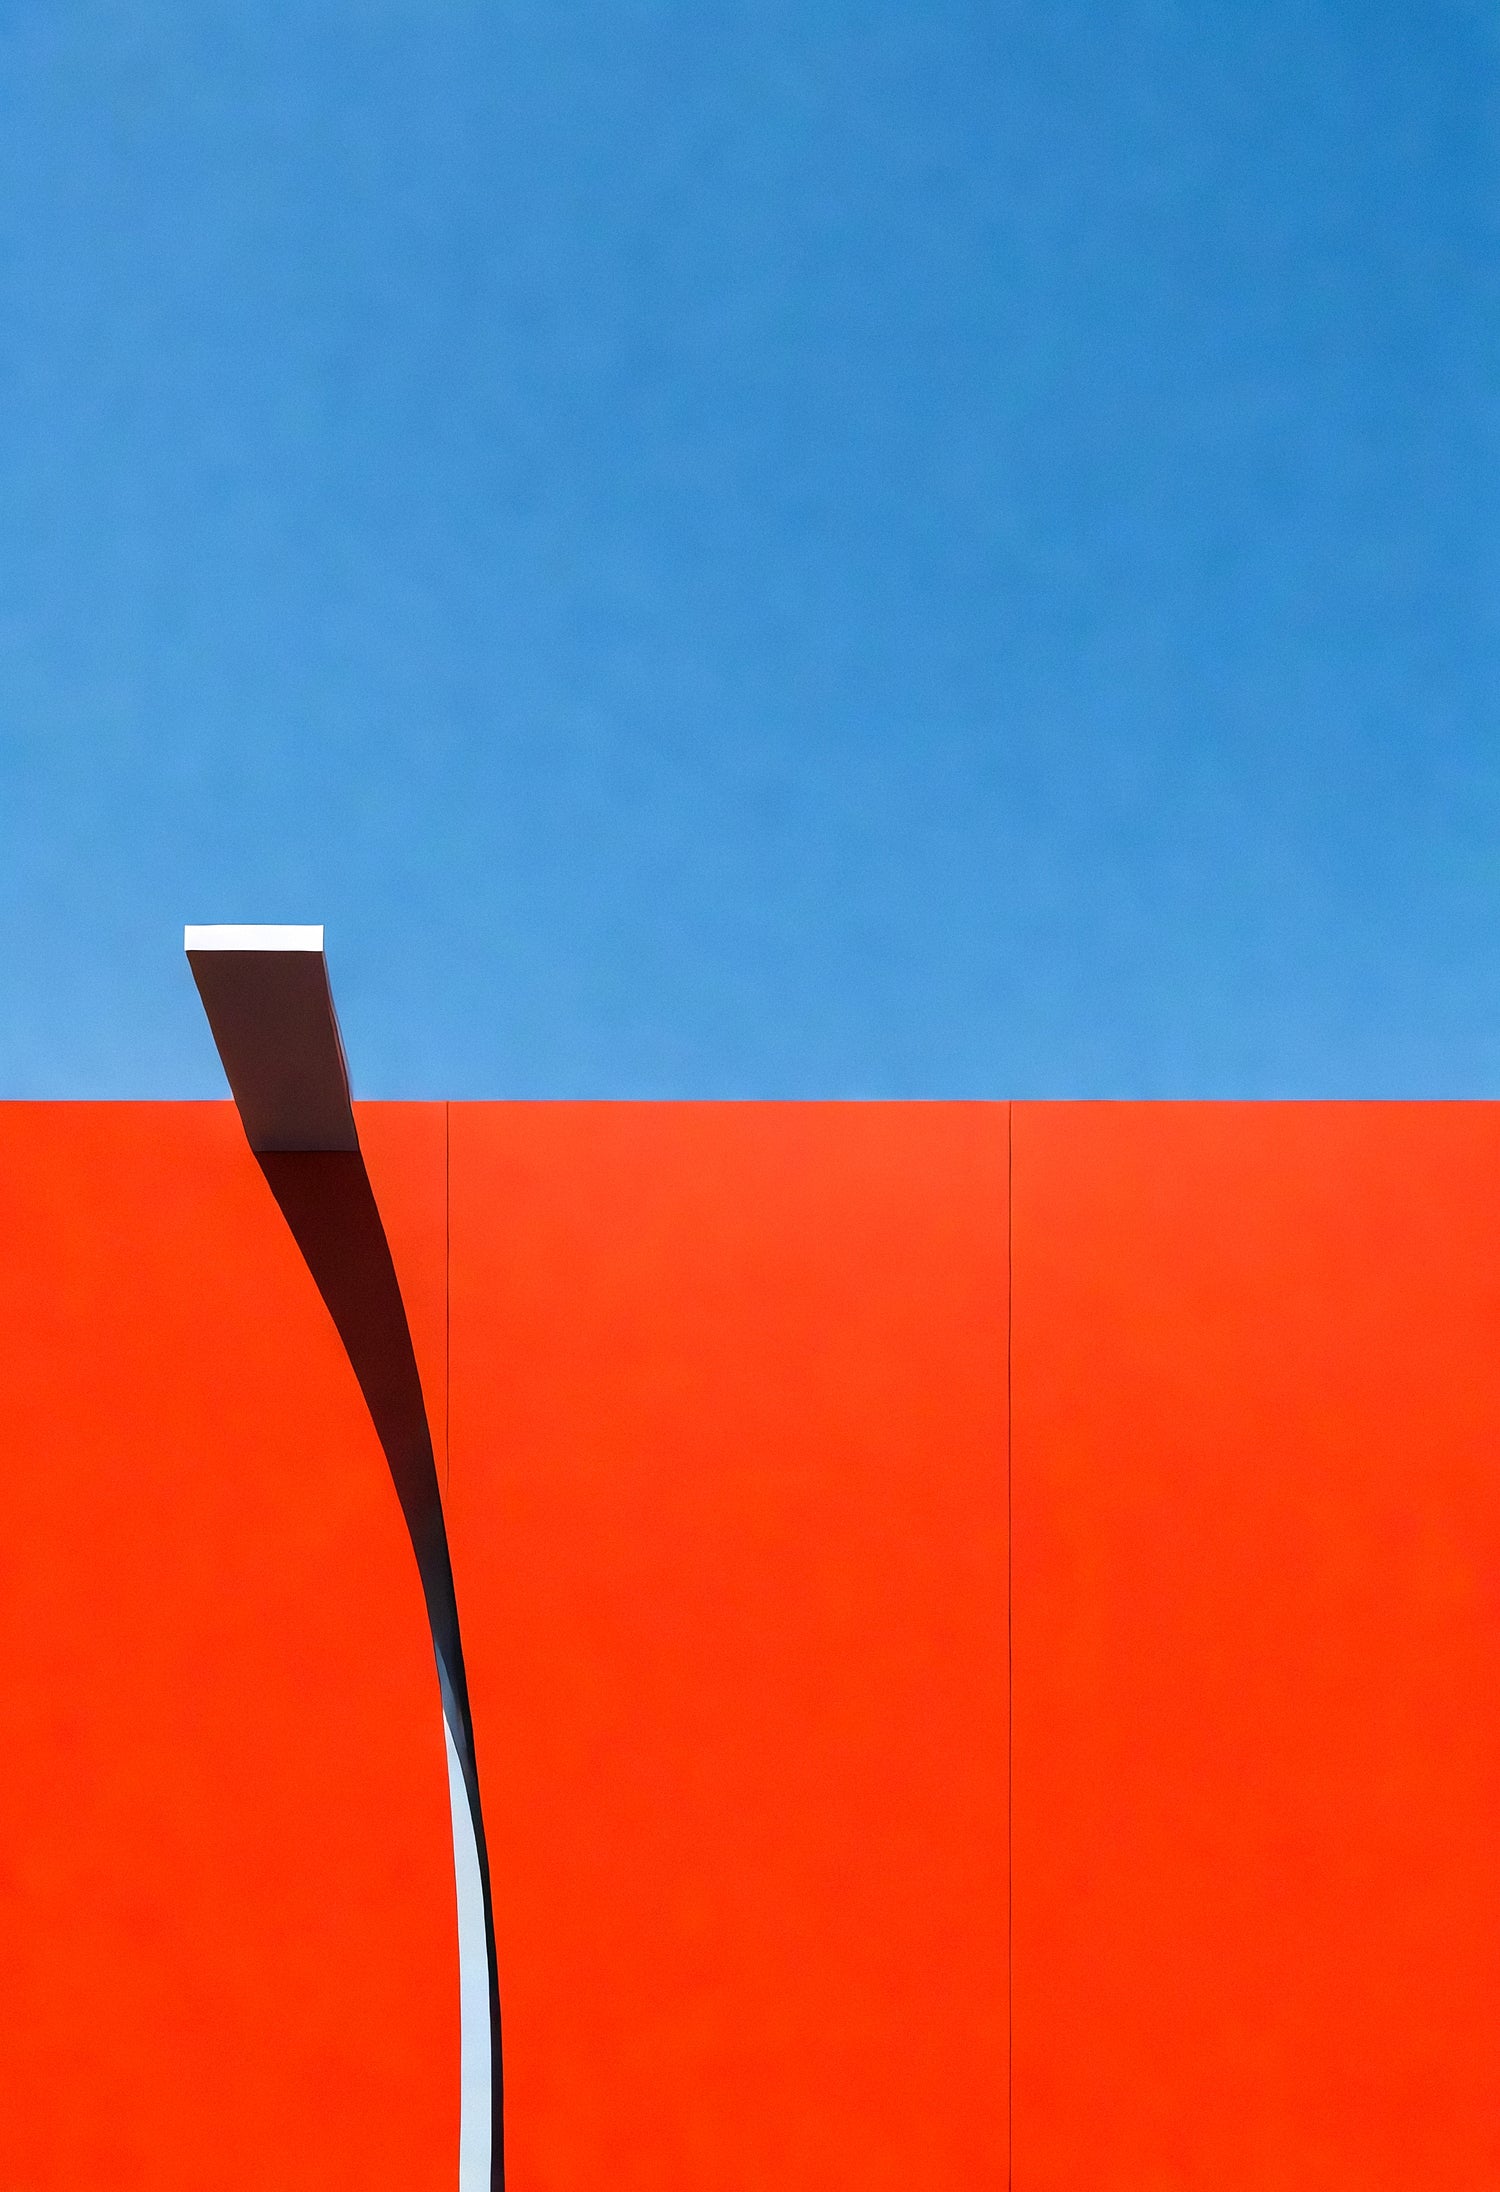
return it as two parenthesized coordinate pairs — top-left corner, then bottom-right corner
(1010, 1102), (1500, 2189)
(446, 1101), (1010, 2191)
(0, 1102), (458, 2190)
(20, 1091), (1494, 2188)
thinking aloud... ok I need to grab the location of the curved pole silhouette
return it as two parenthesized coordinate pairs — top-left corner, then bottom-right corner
(186, 928), (503, 2191)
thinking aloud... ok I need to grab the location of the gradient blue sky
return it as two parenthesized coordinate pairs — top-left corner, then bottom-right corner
(1, 1), (1493, 1097)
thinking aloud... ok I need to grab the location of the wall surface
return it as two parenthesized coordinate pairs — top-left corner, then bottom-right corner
(1010, 1103), (1500, 2189)
(0, 1104), (457, 2190)
(2, 1100), (1496, 2186)
(445, 1103), (1009, 2190)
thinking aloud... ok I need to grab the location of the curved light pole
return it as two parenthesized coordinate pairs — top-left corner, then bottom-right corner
(185, 925), (502, 2192)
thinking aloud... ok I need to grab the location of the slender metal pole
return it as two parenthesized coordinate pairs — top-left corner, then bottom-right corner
(186, 924), (504, 2192)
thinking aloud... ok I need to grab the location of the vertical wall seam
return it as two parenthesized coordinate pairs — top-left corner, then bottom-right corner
(445, 1102), (452, 1497)
(1006, 1099), (1014, 2191)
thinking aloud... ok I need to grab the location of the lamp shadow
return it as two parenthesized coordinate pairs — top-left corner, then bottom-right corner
(256, 1151), (461, 1672)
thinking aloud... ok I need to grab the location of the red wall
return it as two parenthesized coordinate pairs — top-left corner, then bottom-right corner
(0, 1104), (456, 2191)
(3, 1099), (1497, 2185)
(445, 1103), (1009, 2191)
(1011, 1103), (1500, 2189)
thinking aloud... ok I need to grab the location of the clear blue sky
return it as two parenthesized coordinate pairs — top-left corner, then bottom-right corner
(1, 1), (1492, 1098)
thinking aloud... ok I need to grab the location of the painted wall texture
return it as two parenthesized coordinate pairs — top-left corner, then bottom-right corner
(2, 1101), (1497, 2186)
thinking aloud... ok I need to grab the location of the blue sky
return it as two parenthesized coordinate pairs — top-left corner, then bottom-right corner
(0, 1), (1492, 1097)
